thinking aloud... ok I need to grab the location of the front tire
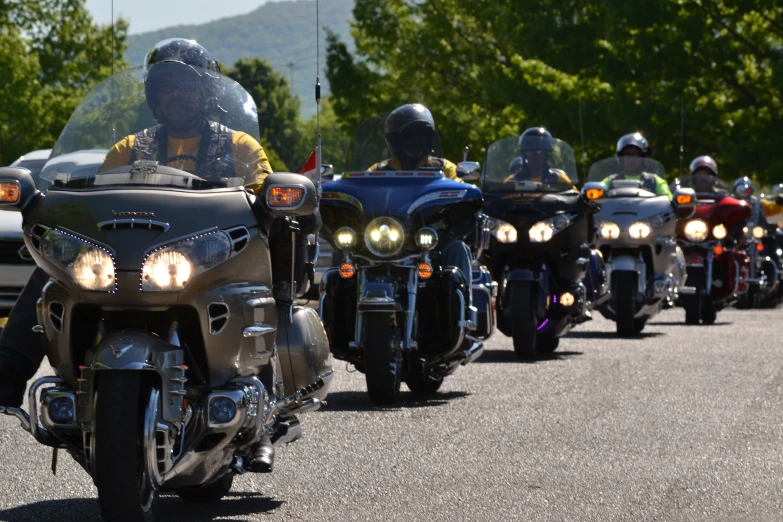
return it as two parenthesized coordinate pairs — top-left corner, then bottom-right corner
(94, 372), (158, 522)
(614, 272), (637, 337)
(405, 372), (444, 395)
(684, 292), (701, 325)
(537, 334), (559, 353)
(363, 314), (402, 405)
(701, 297), (717, 325)
(511, 282), (538, 360)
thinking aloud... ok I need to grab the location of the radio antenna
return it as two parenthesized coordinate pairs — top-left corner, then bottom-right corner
(110, 0), (116, 144)
(679, 95), (685, 177)
(578, 96), (587, 182)
(314, 0), (322, 197)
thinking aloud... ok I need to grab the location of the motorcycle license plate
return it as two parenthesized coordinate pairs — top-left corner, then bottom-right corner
(687, 254), (704, 266)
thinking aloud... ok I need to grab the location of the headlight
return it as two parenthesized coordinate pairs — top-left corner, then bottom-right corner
(415, 227), (438, 250)
(142, 231), (232, 291)
(712, 224), (727, 239)
(41, 230), (116, 291)
(334, 227), (357, 250)
(684, 220), (709, 242)
(599, 221), (621, 240)
(365, 217), (404, 257)
(493, 220), (518, 243)
(529, 214), (573, 243)
(628, 222), (651, 239)
(753, 226), (766, 239)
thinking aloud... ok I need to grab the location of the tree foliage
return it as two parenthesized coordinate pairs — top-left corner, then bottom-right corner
(0, 0), (128, 165)
(326, 0), (783, 182)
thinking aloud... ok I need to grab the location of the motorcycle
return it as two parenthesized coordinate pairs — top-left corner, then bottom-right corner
(318, 118), (493, 405)
(0, 64), (332, 521)
(585, 156), (693, 336)
(672, 174), (751, 324)
(480, 136), (608, 360)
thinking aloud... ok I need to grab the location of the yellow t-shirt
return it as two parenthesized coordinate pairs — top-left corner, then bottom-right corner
(366, 157), (462, 182)
(99, 130), (273, 194)
(761, 198), (782, 218)
(504, 169), (575, 189)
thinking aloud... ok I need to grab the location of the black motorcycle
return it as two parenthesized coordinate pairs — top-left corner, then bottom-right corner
(318, 120), (493, 404)
(480, 136), (606, 359)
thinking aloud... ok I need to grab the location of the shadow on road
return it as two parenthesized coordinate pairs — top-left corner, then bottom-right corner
(473, 349), (583, 364)
(565, 331), (665, 339)
(648, 321), (730, 327)
(318, 390), (470, 412)
(0, 492), (282, 522)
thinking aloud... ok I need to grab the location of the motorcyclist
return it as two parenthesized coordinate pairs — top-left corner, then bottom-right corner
(733, 177), (783, 223)
(686, 155), (723, 194)
(505, 127), (574, 187)
(0, 38), (282, 473)
(602, 133), (672, 199)
(366, 103), (474, 304)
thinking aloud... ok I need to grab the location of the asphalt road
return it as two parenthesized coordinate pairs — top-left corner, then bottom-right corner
(0, 307), (781, 521)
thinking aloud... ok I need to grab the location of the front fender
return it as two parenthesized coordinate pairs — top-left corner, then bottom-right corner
(357, 273), (399, 313)
(609, 255), (638, 272)
(84, 331), (185, 422)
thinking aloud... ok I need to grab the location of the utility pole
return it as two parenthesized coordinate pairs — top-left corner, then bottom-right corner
(287, 62), (295, 89)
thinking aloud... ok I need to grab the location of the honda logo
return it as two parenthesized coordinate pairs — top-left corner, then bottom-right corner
(18, 245), (32, 261)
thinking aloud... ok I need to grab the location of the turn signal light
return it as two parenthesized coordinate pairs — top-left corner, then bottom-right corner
(417, 263), (433, 279)
(0, 181), (20, 203)
(585, 188), (604, 200)
(756, 243), (764, 252)
(267, 186), (304, 207)
(339, 263), (355, 279)
(714, 245), (724, 255)
(676, 194), (693, 205)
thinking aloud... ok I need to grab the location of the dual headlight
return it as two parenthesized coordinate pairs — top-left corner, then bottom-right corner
(598, 213), (668, 240)
(41, 229), (232, 292)
(487, 215), (573, 244)
(682, 219), (726, 242)
(333, 218), (438, 257)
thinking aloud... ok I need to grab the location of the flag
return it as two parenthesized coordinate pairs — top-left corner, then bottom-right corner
(300, 148), (318, 183)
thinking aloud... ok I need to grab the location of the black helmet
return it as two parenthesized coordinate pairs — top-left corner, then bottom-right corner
(143, 38), (221, 124)
(519, 127), (554, 154)
(731, 176), (754, 198)
(384, 104), (436, 166)
(616, 132), (651, 156)
(689, 155), (718, 176)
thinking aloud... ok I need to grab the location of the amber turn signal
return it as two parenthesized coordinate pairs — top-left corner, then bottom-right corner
(676, 194), (693, 205)
(585, 188), (604, 200)
(417, 263), (433, 279)
(756, 243), (764, 252)
(339, 263), (355, 279)
(713, 245), (723, 255)
(0, 181), (20, 204)
(267, 186), (304, 207)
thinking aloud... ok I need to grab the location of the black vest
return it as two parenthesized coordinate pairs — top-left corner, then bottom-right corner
(129, 121), (235, 179)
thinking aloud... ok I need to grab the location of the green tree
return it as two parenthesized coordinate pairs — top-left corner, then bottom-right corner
(295, 96), (352, 174)
(0, 0), (128, 165)
(225, 57), (303, 171)
(327, 0), (783, 182)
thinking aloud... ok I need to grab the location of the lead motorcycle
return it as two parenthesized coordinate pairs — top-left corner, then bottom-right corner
(480, 136), (608, 359)
(672, 175), (751, 324)
(0, 64), (332, 521)
(318, 119), (494, 405)
(585, 156), (693, 336)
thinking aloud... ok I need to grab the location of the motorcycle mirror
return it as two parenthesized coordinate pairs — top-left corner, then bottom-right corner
(457, 161), (481, 181)
(321, 164), (335, 181)
(263, 172), (318, 217)
(581, 181), (608, 202)
(0, 167), (40, 212)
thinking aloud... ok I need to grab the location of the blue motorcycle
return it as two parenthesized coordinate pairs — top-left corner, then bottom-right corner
(318, 121), (495, 404)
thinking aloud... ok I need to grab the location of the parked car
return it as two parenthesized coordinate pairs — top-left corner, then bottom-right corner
(0, 149), (107, 314)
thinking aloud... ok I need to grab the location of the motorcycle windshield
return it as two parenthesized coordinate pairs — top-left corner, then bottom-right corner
(38, 63), (261, 192)
(588, 156), (665, 197)
(673, 175), (729, 199)
(482, 136), (578, 194)
(348, 116), (443, 172)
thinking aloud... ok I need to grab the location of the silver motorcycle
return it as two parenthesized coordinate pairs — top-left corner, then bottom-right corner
(585, 157), (693, 336)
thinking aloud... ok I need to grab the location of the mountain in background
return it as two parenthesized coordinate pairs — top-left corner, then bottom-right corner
(126, 0), (355, 118)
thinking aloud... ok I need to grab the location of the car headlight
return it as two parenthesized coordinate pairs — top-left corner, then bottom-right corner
(599, 221), (621, 240)
(628, 222), (651, 239)
(684, 219), (709, 242)
(415, 227), (438, 250)
(489, 218), (518, 243)
(142, 231), (232, 291)
(41, 230), (116, 291)
(365, 217), (404, 257)
(334, 227), (357, 250)
(712, 224), (727, 239)
(753, 226), (766, 239)
(529, 214), (573, 243)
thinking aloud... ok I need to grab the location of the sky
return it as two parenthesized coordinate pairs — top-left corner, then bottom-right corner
(85, 0), (269, 34)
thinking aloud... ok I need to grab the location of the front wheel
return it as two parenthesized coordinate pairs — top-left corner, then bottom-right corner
(511, 282), (538, 360)
(94, 372), (158, 522)
(684, 292), (701, 325)
(405, 372), (444, 395)
(613, 271), (637, 337)
(701, 297), (717, 325)
(363, 314), (402, 405)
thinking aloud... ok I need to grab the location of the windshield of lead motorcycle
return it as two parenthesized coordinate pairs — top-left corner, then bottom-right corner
(347, 116), (444, 172)
(588, 156), (666, 197)
(482, 136), (578, 194)
(673, 175), (729, 198)
(37, 63), (262, 192)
